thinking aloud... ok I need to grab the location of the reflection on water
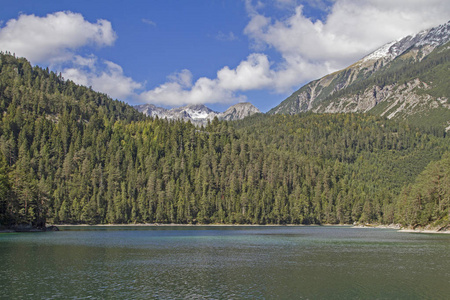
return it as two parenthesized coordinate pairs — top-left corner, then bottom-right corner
(1, 226), (449, 299)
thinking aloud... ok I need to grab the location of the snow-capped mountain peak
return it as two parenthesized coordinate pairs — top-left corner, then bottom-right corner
(134, 102), (260, 124)
(362, 41), (397, 62)
(415, 20), (450, 47)
(363, 20), (450, 64)
(182, 104), (215, 120)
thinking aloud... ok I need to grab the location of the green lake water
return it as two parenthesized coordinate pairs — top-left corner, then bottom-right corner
(1, 226), (449, 299)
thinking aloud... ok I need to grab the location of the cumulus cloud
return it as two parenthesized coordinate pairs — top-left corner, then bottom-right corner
(139, 69), (243, 106)
(139, 54), (274, 106)
(62, 59), (142, 100)
(0, 11), (116, 64)
(0, 11), (144, 101)
(217, 54), (273, 90)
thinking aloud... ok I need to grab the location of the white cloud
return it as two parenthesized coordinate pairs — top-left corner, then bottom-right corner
(142, 18), (156, 26)
(0, 11), (116, 64)
(139, 54), (275, 106)
(62, 58), (142, 100)
(0, 11), (142, 101)
(139, 69), (244, 106)
(245, 0), (265, 16)
(167, 69), (193, 88)
(215, 31), (238, 41)
(138, 49), (332, 106)
(91, 61), (142, 100)
(217, 54), (272, 90)
(62, 68), (90, 87)
(73, 55), (97, 69)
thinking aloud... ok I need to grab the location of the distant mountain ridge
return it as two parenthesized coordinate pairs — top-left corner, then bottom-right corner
(134, 102), (261, 124)
(269, 20), (450, 130)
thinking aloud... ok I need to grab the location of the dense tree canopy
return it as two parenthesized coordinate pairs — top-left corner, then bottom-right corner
(0, 53), (449, 228)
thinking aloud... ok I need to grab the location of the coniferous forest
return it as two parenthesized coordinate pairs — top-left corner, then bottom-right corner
(1, 53), (449, 228)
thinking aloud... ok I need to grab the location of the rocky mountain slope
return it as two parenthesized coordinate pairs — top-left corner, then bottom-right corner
(135, 102), (260, 124)
(219, 102), (262, 121)
(269, 21), (450, 130)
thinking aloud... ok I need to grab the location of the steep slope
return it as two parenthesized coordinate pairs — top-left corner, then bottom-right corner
(0, 53), (145, 228)
(135, 102), (260, 124)
(269, 21), (450, 129)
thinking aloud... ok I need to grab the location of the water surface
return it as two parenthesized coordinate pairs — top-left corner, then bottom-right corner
(1, 226), (449, 299)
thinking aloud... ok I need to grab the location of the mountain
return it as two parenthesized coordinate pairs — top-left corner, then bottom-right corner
(218, 102), (261, 121)
(269, 21), (450, 130)
(133, 104), (171, 118)
(1, 52), (449, 229)
(135, 102), (261, 124)
(134, 104), (216, 123)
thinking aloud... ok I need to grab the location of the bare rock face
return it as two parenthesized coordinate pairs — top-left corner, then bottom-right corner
(134, 104), (169, 118)
(135, 102), (260, 125)
(314, 79), (449, 119)
(218, 103), (261, 121)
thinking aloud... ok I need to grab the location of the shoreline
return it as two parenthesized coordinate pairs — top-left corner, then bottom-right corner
(50, 223), (450, 233)
(51, 223), (324, 227)
(398, 228), (450, 234)
(354, 224), (450, 234)
(3, 223), (449, 234)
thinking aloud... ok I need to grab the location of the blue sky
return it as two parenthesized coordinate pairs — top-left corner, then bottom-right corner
(1, 1), (449, 112)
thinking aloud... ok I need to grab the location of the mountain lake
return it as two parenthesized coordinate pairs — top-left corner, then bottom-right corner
(1, 225), (449, 299)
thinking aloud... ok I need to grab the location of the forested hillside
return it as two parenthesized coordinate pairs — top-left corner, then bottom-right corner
(0, 53), (449, 228)
(397, 152), (450, 228)
(0, 53), (145, 228)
